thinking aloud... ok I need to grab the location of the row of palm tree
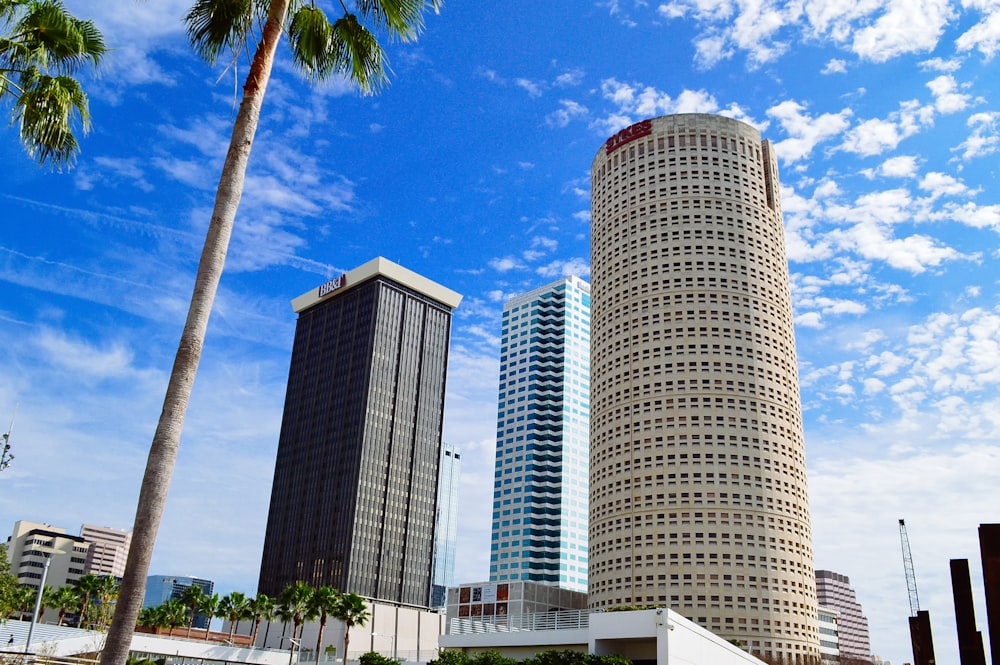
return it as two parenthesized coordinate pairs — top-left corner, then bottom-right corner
(142, 582), (368, 665)
(0, 573), (120, 630)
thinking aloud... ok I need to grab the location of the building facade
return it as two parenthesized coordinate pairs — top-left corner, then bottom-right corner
(589, 114), (819, 663)
(258, 257), (462, 607)
(815, 570), (871, 663)
(489, 277), (591, 593)
(80, 524), (131, 578)
(432, 445), (462, 608)
(817, 606), (840, 664)
(5, 520), (89, 591)
(142, 575), (215, 629)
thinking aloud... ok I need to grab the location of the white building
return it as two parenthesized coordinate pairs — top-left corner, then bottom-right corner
(589, 114), (819, 663)
(491, 276), (590, 593)
(80, 523), (131, 578)
(5, 520), (90, 591)
(441, 607), (767, 665)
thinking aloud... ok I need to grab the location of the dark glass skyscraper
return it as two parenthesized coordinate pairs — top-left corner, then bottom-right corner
(258, 257), (462, 607)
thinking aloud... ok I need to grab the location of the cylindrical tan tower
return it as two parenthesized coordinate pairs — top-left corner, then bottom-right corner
(589, 114), (819, 664)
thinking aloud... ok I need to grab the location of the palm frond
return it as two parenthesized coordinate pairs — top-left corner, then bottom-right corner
(185, 0), (264, 65)
(15, 71), (88, 169)
(329, 13), (388, 93)
(287, 5), (332, 80)
(352, 0), (440, 42)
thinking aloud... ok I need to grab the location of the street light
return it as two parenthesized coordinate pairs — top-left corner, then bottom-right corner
(283, 636), (300, 665)
(371, 633), (396, 660)
(24, 557), (51, 655)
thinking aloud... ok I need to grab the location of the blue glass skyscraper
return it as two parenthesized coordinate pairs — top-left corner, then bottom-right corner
(431, 445), (461, 607)
(489, 276), (590, 593)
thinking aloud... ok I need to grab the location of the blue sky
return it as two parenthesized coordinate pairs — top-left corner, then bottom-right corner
(2, 1), (999, 662)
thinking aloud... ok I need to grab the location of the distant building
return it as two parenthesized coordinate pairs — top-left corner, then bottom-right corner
(815, 570), (872, 662)
(5, 520), (89, 591)
(79, 524), (131, 578)
(258, 257), (462, 607)
(142, 575), (214, 629)
(432, 445), (462, 608)
(817, 606), (840, 664)
(490, 276), (590, 593)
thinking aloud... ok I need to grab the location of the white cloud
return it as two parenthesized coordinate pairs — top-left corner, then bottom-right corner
(925, 74), (972, 114)
(953, 111), (1000, 160)
(955, 2), (1000, 59)
(545, 100), (589, 128)
(873, 155), (920, 179)
(536, 257), (591, 279)
(918, 172), (972, 199)
(821, 58), (847, 74)
(554, 69), (585, 87)
(489, 256), (523, 273)
(850, 0), (955, 62)
(767, 100), (853, 164)
(514, 78), (544, 98)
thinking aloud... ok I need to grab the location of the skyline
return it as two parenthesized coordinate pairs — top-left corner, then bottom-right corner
(2, 1), (999, 664)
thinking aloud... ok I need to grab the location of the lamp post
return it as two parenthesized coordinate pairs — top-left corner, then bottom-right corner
(24, 557), (51, 655)
(283, 636), (300, 665)
(371, 633), (395, 660)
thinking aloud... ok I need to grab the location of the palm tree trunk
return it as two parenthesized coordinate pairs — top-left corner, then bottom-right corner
(315, 617), (325, 664)
(98, 3), (291, 665)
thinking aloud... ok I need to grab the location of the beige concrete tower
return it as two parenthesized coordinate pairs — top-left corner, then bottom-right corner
(589, 114), (819, 664)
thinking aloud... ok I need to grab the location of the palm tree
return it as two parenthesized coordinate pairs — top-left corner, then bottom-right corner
(39, 584), (57, 623)
(198, 592), (221, 641)
(219, 591), (251, 644)
(278, 581), (314, 651)
(100, 2), (441, 661)
(156, 599), (188, 635)
(0, 0), (105, 167)
(310, 586), (340, 663)
(94, 575), (120, 629)
(248, 593), (275, 647)
(52, 585), (80, 626)
(73, 573), (102, 628)
(11, 584), (35, 621)
(330, 592), (369, 665)
(180, 584), (207, 638)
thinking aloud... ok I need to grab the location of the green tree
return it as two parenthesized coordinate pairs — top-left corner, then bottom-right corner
(198, 592), (221, 641)
(0, 544), (16, 619)
(470, 652), (516, 665)
(219, 591), (251, 643)
(51, 585), (80, 626)
(428, 651), (472, 665)
(330, 592), (368, 665)
(10, 583), (35, 620)
(93, 575), (120, 629)
(101, 0), (441, 659)
(248, 592), (275, 646)
(137, 605), (159, 629)
(0, 0), (105, 167)
(359, 653), (397, 665)
(180, 584), (207, 638)
(156, 598), (188, 634)
(72, 573), (102, 628)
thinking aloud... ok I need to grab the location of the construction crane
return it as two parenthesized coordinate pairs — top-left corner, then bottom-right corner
(899, 519), (920, 616)
(899, 519), (936, 665)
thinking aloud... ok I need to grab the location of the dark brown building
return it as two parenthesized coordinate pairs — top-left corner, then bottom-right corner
(258, 258), (461, 607)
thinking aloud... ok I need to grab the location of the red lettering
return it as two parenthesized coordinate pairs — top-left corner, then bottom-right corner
(605, 119), (653, 154)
